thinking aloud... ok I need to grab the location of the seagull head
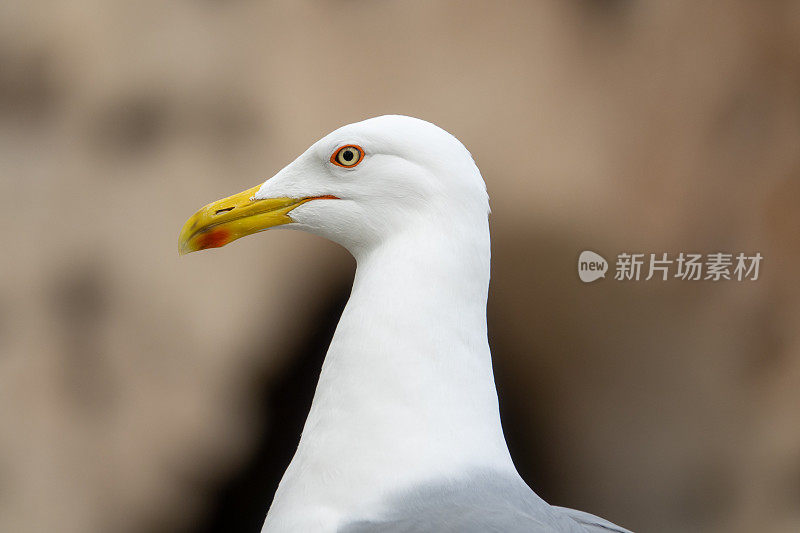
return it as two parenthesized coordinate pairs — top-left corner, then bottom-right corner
(178, 115), (489, 255)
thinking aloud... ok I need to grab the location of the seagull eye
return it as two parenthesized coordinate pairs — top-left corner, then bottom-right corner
(331, 145), (364, 168)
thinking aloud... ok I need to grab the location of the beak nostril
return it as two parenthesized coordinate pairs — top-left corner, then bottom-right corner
(215, 206), (235, 215)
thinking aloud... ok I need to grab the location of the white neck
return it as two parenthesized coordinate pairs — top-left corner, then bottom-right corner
(263, 216), (516, 532)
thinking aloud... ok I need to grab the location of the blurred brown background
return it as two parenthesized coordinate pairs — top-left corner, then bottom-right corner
(1, 1), (799, 532)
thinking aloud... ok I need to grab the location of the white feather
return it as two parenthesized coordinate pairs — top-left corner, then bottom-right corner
(256, 116), (627, 533)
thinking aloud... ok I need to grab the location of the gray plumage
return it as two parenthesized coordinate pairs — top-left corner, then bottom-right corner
(339, 470), (632, 533)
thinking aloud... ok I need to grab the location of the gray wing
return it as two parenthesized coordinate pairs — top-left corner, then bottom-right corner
(338, 469), (631, 533)
(552, 506), (633, 533)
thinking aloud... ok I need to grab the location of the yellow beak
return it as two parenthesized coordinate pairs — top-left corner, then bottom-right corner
(178, 184), (336, 255)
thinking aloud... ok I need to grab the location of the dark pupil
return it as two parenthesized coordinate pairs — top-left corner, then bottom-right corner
(342, 149), (355, 162)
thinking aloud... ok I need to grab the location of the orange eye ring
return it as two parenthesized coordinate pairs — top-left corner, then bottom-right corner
(331, 145), (365, 168)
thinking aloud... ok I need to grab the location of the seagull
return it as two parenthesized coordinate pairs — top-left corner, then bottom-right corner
(179, 115), (632, 533)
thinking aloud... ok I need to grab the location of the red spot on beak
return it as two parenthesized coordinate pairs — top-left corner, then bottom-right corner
(198, 229), (230, 250)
